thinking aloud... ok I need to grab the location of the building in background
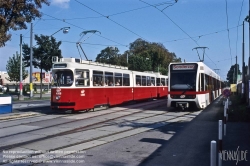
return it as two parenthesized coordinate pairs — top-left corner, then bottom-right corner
(0, 71), (51, 85)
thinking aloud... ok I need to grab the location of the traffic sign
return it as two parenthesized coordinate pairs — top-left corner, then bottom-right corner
(222, 89), (231, 97)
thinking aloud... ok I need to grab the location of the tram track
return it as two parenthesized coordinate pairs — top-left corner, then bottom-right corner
(0, 107), (201, 165)
(0, 99), (166, 151)
(0, 99), (164, 129)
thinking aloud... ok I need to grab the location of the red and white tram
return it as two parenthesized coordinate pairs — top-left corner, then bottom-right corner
(51, 57), (168, 111)
(167, 62), (223, 110)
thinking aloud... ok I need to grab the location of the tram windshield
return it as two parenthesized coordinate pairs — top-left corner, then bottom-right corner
(52, 70), (73, 87)
(170, 71), (197, 91)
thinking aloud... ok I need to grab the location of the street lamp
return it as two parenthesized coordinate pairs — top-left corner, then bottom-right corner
(51, 27), (70, 36)
(29, 25), (70, 98)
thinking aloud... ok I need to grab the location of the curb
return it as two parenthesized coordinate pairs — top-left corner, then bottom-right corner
(0, 112), (42, 121)
(13, 99), (50, 103)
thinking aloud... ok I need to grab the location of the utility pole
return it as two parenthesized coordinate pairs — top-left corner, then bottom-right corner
(248, 0), (250, 106)
(236, 56), (238, 84)
(127, 52), (128, 64)
(30, 23), (33, 98)
(19, 34), (24, 100)
(242, 21), (245, 100)
(233, 68), (235, 84)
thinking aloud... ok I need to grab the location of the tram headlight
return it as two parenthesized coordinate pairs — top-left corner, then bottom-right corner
(56, 96), (61, 100)
(188, 95), (196, 99)
(170, 95), (177, 99)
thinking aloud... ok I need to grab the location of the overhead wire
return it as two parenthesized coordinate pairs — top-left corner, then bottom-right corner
(62, 40), (123, 47)
(43, 1), (174, 21)
(139, 0), (217, 68)
(42, 13), (127, 47)
(225, 0), (232, 66)
(73, 0), (147, 41)
(162, 24), (242, 43)
(235, 0), (245, 65)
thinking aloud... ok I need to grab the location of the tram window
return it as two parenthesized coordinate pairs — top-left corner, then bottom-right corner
(105, 72), (114, 86)
(123, 74), (130, 86)
(75, 69), (90, 87)
(115, 73), (122, 86)
(200, 73), (205, 91)
(136, 75), (141, 86)
(166, 79), (168, 86)
(52, 70), (73, 87)
(146, 76), (150, 86)
(93, 70), (104, 86)
(213, 78), (215, 90)
(157, 78), (161, 86)
(142, 76), (146, 86)
(151, 77), (155, 86)
(160, 78), (165, 86)
(205, 74), (208, 91)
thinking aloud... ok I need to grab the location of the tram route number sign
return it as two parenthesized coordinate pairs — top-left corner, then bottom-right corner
(223, 89), (231, 97)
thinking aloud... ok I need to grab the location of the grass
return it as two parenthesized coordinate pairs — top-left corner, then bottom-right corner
(227, 94), (250, 122)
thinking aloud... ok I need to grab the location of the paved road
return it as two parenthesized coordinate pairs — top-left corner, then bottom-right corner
(61, 96), (249, 166)
(0, 96), (249, 166)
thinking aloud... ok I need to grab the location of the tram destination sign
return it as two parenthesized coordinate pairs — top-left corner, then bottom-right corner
(172, 64), (195, 70)
(53, 63), (67, 68)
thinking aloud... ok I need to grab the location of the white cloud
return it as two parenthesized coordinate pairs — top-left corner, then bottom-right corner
(51, 0), (70, 8)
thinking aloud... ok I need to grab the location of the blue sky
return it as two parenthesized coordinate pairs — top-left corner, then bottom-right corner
(0, 0), (249, 81)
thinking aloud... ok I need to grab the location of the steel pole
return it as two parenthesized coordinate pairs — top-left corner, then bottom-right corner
(248, 0), (250, 106)
(242, 21), (245, 100)
(236, 56), (238, 84)
(19, 34), (23, 99)
(30, 23), (33, 98)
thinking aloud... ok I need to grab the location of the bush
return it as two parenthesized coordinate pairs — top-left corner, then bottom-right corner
(25, 84), (30, 92)
(23, 85), (26, 94)
(6, 85), (9, 93)
(15, 86), (18, 93)
(34, 84), (37, 92)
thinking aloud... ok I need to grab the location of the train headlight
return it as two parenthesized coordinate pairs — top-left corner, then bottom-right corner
(56, 96), (61, 100)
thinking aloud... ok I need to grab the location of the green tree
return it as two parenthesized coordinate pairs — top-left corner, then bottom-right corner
(128, 38), (181, 75)
(226, 64), (241, 84)
(22, 34), (62, 98)
(95, 47), (121, 65)
(128, 54), (152, 72)
(0, 0), (49, 47)
(6, 52), (28, 84)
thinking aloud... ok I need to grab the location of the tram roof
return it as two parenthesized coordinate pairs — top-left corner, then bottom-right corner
(52, 57), (168, 77)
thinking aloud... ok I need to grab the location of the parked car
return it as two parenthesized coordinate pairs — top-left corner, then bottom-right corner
(0, 85), (7, 92)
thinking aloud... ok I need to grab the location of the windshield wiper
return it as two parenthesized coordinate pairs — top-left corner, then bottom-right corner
(181, 84), (192, 95)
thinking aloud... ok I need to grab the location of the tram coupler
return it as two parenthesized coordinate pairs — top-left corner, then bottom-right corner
(176, 102), (189, 110)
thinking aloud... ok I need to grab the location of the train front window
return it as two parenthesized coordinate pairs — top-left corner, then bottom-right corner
(170, 71), (196, 91)
(52, 70), (73, 87)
